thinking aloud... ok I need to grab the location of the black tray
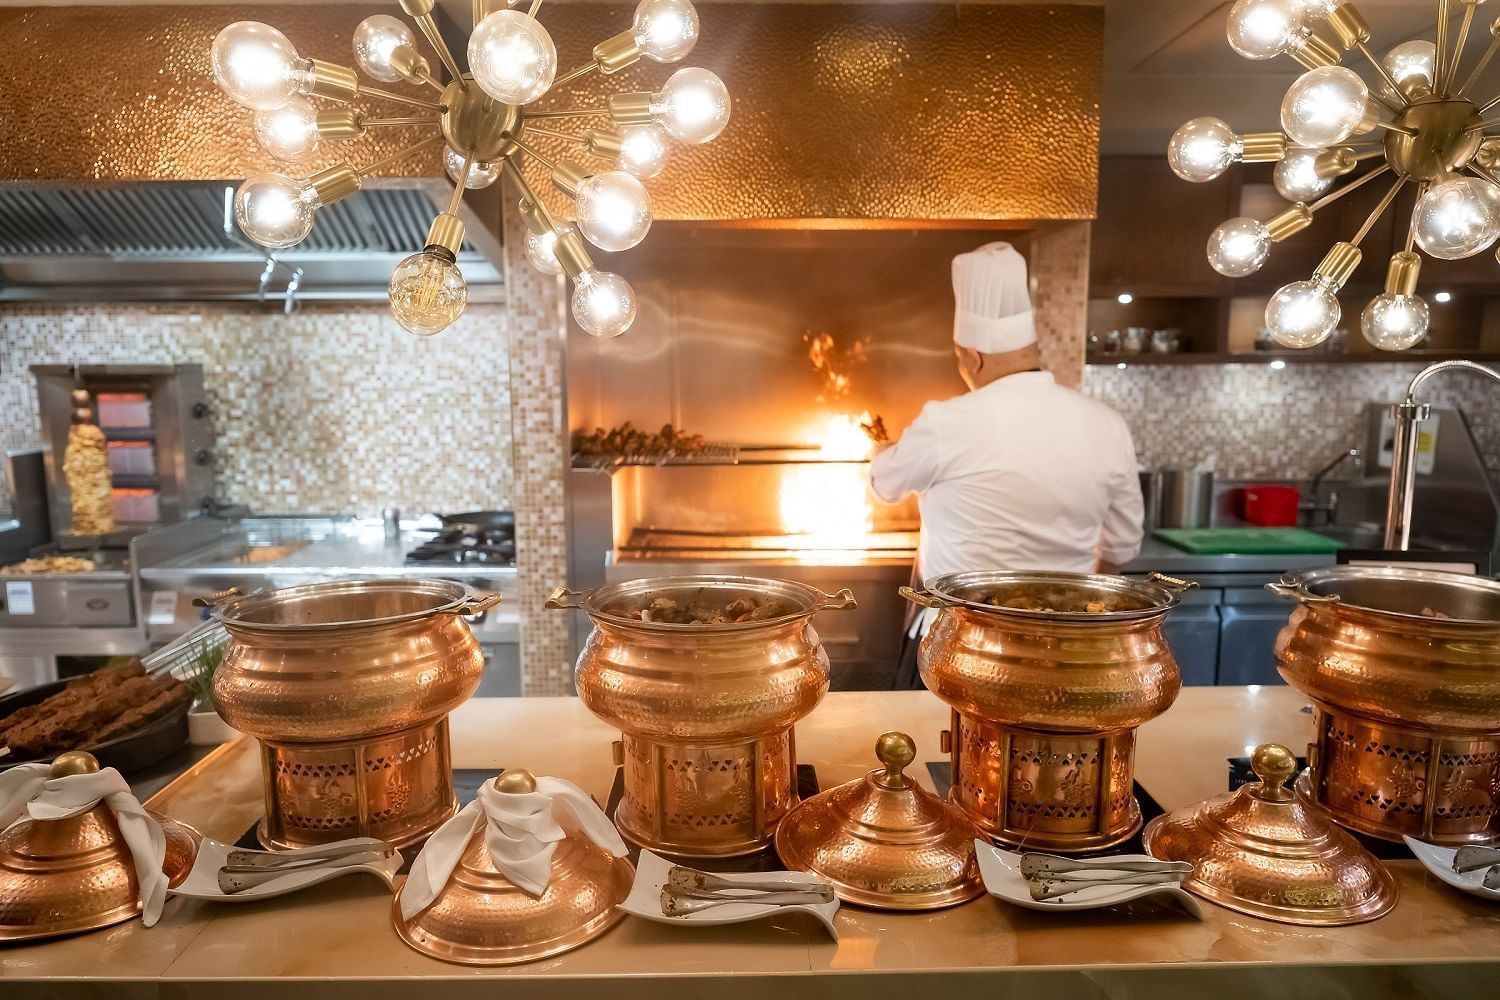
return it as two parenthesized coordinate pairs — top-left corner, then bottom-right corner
(0, 678), (190, 775)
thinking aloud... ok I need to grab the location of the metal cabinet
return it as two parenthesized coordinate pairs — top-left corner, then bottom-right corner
(1217, 588), (1291, 686)
(1161, 589), (1221, 686)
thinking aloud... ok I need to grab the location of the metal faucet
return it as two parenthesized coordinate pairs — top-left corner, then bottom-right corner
(1384, 360), (1500, 550)
(1301, 447), (1362, 527)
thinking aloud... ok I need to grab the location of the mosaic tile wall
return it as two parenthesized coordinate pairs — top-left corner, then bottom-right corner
(0, 303), (514, 518)
(1030, 222), (1091, 389)
(499, 205), (574, 696)
(1084, 362), (1500, 479)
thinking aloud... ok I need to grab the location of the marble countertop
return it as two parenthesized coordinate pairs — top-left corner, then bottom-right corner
(5, 689), (1499, 998)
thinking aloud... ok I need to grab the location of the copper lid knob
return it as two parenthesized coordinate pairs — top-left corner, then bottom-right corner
(873, 731), (915, 789)
(51, 751), (101, 778)
(495, 769), (537, 794)
(1249, 743), (1297, 802)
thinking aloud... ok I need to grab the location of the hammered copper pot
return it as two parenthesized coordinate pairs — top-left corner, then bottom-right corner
(1271, 566), (1500, 846)
(904, 570), (1191, 852)
(208, 579), (497, 850)
(549, 576), (854, 858)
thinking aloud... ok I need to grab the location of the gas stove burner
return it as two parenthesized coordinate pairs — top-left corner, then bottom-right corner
(405, 513), (517, 566)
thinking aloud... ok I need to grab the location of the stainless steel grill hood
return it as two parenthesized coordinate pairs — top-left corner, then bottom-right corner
(0, 181), (502, 304)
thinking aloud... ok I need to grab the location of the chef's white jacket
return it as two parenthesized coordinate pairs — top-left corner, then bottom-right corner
(870, 371), (1144, 587)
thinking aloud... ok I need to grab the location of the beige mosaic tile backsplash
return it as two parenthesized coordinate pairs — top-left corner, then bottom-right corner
(0, 303), (513, 517)
(1084, 362), (1500, 479)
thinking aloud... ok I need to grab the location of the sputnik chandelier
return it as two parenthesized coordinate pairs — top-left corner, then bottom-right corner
(1168, 0), (1500, 351)
(211, 0), (730, 337)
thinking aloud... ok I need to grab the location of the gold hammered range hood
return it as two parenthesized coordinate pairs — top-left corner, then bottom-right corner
(0, 3), (1102, 228)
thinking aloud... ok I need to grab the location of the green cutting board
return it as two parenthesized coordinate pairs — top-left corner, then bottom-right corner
(1154, 527), (1345, 555)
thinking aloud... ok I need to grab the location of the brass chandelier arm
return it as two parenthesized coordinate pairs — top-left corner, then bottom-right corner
(1354, 40), (1409, 106)
(447, 153), (474, 214)
(502, 156), (560, 231)
(1349, 176), (1407, 246)
(401, 0), (468, 91)
(521, 125), (586, 144)
(356, 134), (446, 176)
(551, 61), (601, 91)
(359, 86), (445, 111)
(1372, 120), (1418, 137)
(524, 107), (610, 120)
(529, 0), (545, 16)
(1447, 0), (1479, 94)
(511, 136), (559, 171)
(1467, 160), (1500, 185)
(366, 116), (441, 127)
(1308, 163), (1394, 212)
(1436, 0), (1452, 94)
(1458, 27), (1500, 97)
(1480, 93), (1500, 115)
(1464, 117), (1500, 133)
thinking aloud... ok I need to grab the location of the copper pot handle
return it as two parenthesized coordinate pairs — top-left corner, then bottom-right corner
(898, 585), (945, 609)
(816, 588), (858, 611)
(1145, 572), (1199, 593)
(544, 586), (590, 610)
(191, 586), (244, 609)
(454, 592), (503, 615)
(1265, 579), (1341, 604)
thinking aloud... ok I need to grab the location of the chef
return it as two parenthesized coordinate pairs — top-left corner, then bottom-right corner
(870, 242), (1144, 688)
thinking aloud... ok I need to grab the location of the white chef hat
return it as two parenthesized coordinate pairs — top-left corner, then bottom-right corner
(952, 241), (1037, 353)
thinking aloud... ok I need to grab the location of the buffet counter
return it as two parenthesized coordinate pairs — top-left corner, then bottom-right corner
(5, 688), (1499, 998)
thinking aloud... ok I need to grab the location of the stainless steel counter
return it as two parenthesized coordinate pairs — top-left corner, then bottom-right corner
(1121, 535), (1339, 578)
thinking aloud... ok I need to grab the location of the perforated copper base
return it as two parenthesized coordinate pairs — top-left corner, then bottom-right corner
(615, 731), (799, 858)
(256, 718), (457, 851)
(1312, 704), (1500, 845)
(948, 710), (1142, 852)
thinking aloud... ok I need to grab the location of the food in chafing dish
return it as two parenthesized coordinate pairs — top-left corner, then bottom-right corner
(62, 423), (116, 535)
(613, 593), (792, 624)
(0, 662), (191, 760)
(980, 588), (1146, 614)
(0, 555), (96, 576)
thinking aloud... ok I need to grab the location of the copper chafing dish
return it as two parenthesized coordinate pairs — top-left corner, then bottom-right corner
(903, 570), (1193, 852)
(392, 770), (633, 966)
(1271, 565), (1500, 845)
(775, 732), (983, 910)
(0, 752), (199, 942)
(1144, 743), (1398, 926)
(207, 579), (498, 850)
(549, 575), (854, 857)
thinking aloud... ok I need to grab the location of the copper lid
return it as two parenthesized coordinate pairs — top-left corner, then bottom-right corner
(392, 770), (634, 966)
(773, 732), (984, 910)
(0, 752), (199, 942)
(1143, 743), (1398, 926)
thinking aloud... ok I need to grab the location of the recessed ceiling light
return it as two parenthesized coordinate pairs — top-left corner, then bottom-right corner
(1116, 361), (1128, 370)
(1270, 359), (1286, 370)
(1434, 290), (1453, 303)
(1116, 292), (1134, 305)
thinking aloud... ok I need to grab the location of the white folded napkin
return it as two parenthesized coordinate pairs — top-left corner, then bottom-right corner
(0, 763), (169, 926)
(401, 774), (627, 920)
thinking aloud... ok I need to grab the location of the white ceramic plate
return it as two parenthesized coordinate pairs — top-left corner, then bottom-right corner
(975, 841), (1203, 917)
(618, 850), (841, 940)
(1403, 836), (1500, 902)
(170, 836), (403, 902)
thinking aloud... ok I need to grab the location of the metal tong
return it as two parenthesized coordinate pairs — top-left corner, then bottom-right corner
(217, 837), (397, 894)
(659, 864), (836, 916)
(1018, 853), (1192, 902)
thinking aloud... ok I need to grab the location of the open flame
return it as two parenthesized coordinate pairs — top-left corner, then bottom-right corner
(778, 413), (876, 551)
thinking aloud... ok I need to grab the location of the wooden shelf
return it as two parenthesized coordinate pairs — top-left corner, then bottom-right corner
(1087, 351), (1500, 367)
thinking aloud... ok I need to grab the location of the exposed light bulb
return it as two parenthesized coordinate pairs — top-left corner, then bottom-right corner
(1274, 146), (1334, 201)
(1265, 277), (1341, 348)
(1226, 0), (1304, 60)
(445, 149), (500, 189)
(575, 170), (653, 251)
(253, 96), (320, 162)
(1207, 217), (1272, 277)
(617, 125), (670, 180)
(1380, 40), (1435, 100)
(1413, 177), (1499, 260)
(1361, 293), (1429, 351)
(469, 9), (557, 105)
(652, 67), (730, 144)
(1167, 117), (1241, 183)
(353, 15), (417, 84)
(389, 250), (468, 336)
(212, 21), (308, 111)
(234, 172), (320, 248)
(633, 0), (700, 63)
(1281, 66), (1369, 148)
(571, 270), (637, 337)
(525, 221), (578, 275)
